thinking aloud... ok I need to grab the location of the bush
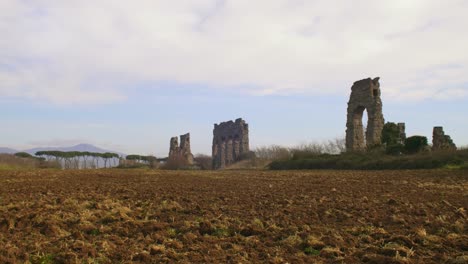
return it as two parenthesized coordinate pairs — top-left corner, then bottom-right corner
(404, 136), (428, 154)
(194, 154), (212, 170)
(254, 145), (291, 160)
(269, 148), (468, 170)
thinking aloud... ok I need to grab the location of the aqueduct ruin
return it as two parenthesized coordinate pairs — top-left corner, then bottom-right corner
(346, 77), (385, 151)
(168, 133), (194, 165)
(212, 118), (250, 169)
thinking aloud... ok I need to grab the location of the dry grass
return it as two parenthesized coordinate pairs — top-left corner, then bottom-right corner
(0, 154), (59, 170)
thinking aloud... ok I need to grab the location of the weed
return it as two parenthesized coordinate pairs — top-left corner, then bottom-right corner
(212, 228), (231, 237)
(282, 234), (302, 247)
(304, 247), (321, 256)
(30, 253), (55, 264)
(88, 229), (100, 236)
(166, 228), (177, 237)
(252, 218), (264, 229)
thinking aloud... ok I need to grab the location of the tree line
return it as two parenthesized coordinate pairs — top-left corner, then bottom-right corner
(35, 151), (120, 169)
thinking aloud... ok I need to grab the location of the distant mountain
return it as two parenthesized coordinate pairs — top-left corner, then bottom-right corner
(0, 147), (18, 154)
(0, 144), (125, 156)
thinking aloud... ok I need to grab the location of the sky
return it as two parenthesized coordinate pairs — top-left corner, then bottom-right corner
(1, 0), (467, 157)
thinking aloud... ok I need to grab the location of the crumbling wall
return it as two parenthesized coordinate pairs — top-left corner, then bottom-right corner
(169, 137), (179, 157)
(212, 118), (249, 169)
(345, 77), (385, 151)
(168, 133), (194, 165)
(432, 127), (456, 151)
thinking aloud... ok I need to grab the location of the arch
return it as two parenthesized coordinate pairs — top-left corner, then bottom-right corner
(346, 77), (384, 151)
(351, 106), (367, 149)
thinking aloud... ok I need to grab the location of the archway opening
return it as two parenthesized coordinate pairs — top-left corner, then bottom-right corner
(363, 110), (368, 145)
(353, 106), (369, 148)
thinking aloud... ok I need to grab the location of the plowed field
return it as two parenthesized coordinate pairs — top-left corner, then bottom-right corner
(0, 169), (467, 263)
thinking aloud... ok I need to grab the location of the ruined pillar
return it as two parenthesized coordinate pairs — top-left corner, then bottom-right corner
(168, 133), (194, 165)
(219, 141), (226, 168)
(346, 77), (385, 151)
(226, 139), (233, 165)
(169, 137), (179, 157)
(432, 127), (456, 151)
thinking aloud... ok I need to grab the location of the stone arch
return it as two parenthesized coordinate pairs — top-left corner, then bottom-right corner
(346, 77), (384, 151)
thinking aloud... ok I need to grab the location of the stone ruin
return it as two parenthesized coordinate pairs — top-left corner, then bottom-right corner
(212, 118), (250, 169)
(346, 77), (385, 151)
(432, 127), (456, 151)
(398, 123), (407, 144)
(168, 133), (194, 165)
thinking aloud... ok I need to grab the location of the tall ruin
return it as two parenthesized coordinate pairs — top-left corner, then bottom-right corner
(169, 137), (179, 157)
(346, 77), (385, 151)
(432, 127), (456, 151)
(212, 118), (249, 169)
(168, 133), (194, 165)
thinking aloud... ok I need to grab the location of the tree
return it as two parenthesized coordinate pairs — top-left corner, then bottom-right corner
(101, 152), (119, 168)
(381, 122), (404, 155)
(404, 136), (428, 154)
(14, 152), (33, 158)
(381, 122), (400, 146)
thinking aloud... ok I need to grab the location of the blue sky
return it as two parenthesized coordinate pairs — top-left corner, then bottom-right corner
(1, 1), (467, 156)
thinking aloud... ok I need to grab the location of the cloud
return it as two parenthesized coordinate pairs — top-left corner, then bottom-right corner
(1, 0), (467, 104)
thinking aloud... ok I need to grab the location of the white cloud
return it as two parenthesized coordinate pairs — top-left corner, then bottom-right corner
(1, 0), (467, 104)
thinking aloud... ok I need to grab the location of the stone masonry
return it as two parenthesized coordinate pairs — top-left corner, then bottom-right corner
(346, 77), (385, 151)
(169, 137), (179, 157)
(432, 127), (456, 151)
(168, 133), (194, 165)
(212, 118), (249, 169)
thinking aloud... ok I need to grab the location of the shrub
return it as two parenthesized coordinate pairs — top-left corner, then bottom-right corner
(194, 154), (212, 170)
(254, 145), (291, 160)
(404, 136), (428, 154)
(268, 148), (468, 170)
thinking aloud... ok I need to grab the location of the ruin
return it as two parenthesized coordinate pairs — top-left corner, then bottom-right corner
(212, 118), (250, 169)
(432, 127), (456, 151)
(168, 133), (194, 165)
(398, 123), (407, 144)
(346, 77), (385, 151)
(169, 137), (179, 157)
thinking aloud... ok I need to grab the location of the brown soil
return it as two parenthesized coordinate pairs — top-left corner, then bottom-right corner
(0, 169), (466, 263)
